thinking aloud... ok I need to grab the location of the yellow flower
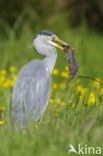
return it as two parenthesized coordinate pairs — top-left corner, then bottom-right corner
(93, 78), (100, 89)
(68, 100), (72, 104)
(9, 76), (17, 87)
(81, 88), (87, 94)
(35, 124), (39, 128)
(0, 121), (3, 125)
(55, 99), (61, 104)
(87, 92), (95, 106)
(95, 78), (101, 83)
(61, 71), (68, 78)
(49, 99), (54, 103)
(64, 65), (68, 71)
(80, 88), (87, 100)
(0, 76), (5, 85)
(72, 103), (75, 108)
(53, 83), (58, 89)
(61, 102), (66, 107)
(9, 66), (16, 72)
(0, 70), (7, 76)
(80, 95), (83, 100)
(12, 75), (17, 81)
(76, 86), (82, 92)
(59, 83), (66, 89)
(3, 79), (11, 88)
(100, 88), (103, 95)
(10, 80), (15, 87)
(52, 69), (59, 75)
(0, 76), (5, 81)
(0, 107), (5, 111)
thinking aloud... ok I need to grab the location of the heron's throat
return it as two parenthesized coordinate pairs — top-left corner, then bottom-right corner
(43, 52), (57, 74)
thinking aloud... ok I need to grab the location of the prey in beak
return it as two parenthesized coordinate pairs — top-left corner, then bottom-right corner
(48, 36), (79, 80)
(47, 36), (68, 51)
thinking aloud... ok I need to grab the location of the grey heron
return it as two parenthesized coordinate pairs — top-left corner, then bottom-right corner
(10, 30), (67, 129)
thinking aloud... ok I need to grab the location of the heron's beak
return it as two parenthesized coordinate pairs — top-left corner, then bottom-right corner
(47, 37), (68, 51)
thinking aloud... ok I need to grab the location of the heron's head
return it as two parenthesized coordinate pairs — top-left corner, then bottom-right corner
(33, 30), (67, 56)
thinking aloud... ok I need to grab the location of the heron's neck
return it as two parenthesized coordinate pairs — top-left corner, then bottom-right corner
(43, 53), (57, 74)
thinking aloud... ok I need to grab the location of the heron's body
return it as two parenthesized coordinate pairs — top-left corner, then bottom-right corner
(10, 30), (66, 129)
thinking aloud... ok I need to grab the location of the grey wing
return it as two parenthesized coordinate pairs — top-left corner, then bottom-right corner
(24, 74), (51, 120)
(10, 61), (51, 128)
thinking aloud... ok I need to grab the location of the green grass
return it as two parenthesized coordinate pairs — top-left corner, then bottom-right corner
(0, 17), (103, 156)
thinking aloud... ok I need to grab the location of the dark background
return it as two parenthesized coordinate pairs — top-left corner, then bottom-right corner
(0, 0), (103, 34)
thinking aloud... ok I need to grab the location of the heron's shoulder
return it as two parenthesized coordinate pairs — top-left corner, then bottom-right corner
(27, 59), (42, 65)
(18, 59), (50, 78)
(22, 59), (46, 71)
(12, 59), (51, 94)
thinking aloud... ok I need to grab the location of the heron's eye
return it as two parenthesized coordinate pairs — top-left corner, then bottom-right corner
(52, 35), (57, 41)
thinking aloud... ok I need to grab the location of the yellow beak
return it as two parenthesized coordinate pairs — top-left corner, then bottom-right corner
(47, 37), (68, 51)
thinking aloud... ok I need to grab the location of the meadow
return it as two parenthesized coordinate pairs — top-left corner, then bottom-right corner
(0, 17), (103, 156)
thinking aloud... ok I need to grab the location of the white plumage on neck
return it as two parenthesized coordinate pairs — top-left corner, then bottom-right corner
(43, 51), (57, 74)
(33, 33), (57, 74)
